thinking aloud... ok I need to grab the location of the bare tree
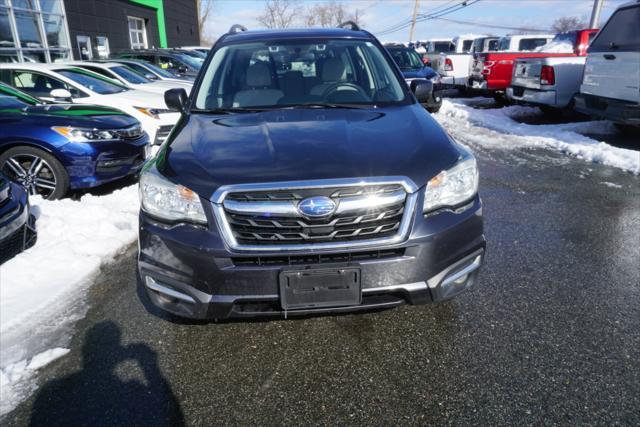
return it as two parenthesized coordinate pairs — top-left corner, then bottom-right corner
(305, 0), (364, 28)
(551, 16), (588, 33)
(196, 0), (215, 43)
(258, 0), (301, 29)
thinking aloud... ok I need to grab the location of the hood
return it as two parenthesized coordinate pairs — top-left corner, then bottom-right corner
(402, 66), (437, 79)
(159, 104), (460, 199)
(7, 103), (138, 128)
(107, 89), (168, 109)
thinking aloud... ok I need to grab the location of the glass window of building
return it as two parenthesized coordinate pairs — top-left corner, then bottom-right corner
(128, 16), (147, 49)
(0, 0), (71, 62)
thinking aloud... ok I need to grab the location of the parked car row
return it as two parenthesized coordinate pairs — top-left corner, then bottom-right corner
(407, 0), (639, 130)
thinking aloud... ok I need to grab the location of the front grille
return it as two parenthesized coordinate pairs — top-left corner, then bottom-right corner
(153, 125), (173, 145)
(232, 248), (406, 267)
(220, 182), (413, 247)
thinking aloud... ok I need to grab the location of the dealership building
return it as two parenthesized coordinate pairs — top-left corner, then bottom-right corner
(0, 0), (199, 63)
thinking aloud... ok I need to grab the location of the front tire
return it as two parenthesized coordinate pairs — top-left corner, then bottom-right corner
(0, 146), (69, 200)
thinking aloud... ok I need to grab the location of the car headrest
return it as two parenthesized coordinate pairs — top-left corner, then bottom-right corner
(246, 62), (272, 87)
(322, 58), (346, 82)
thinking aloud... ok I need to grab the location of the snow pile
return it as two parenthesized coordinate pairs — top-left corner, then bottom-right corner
(0, 185), (139, 415)
(535, 40), (574, 53)
(434, 99), (640, 174)
(0, 348), (69, 415)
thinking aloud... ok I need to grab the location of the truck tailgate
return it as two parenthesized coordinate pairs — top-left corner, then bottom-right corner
(511, 59), (543, 89)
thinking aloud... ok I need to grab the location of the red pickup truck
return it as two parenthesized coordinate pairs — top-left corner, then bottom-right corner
(468, 30), (597, 97)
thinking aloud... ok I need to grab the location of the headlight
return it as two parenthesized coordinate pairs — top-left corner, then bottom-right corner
(139, 169), (207, 224)
(52, 126), (117, 142)
(134, 106), (171, 119)
(423, 152), (478, 213)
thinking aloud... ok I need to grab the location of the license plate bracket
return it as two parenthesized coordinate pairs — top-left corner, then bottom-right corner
(279, 267), (361, 310)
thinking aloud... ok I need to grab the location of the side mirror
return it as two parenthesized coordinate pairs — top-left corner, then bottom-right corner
(165, 88), (188, 113)
(145, 73), (158, 80)
(177, 65), (188, 74)
(50, 88), (72, 101)
(411, 80), (433, 103)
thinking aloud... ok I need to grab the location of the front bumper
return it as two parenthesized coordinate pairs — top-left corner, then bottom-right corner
(0, 183), (36, 265)
(138, 195), (486, 320)
(574, 94), (640, 126)
(63, 135), (150, 190)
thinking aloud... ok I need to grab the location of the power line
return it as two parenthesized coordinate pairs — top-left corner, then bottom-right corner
(376, 0), (467, 36)
(434, 16), (551, 33)
(376, 0), (483, 37)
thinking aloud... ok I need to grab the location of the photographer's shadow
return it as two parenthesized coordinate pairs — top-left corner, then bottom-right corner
(29, 321), (184, 427)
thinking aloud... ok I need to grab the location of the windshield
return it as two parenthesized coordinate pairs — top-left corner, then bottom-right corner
(0, 94), (29, 110)
(195, 39), (408, 110)
(57, 69), (128, 94)
(110, 65), (151, 84)
(139, 61), (175, 78)
(389, 48), (424, 71)
(176, 53), (203, 69)
(0, 84), (39, 105)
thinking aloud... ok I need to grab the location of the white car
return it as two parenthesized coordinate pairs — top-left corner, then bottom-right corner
(107, 59), (194, 88)
(575, 1), (640, 129)
(0, 63), (179, 144)
(65, 61), (192, 95)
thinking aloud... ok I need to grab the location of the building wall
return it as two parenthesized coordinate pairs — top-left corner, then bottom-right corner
(64, 0), (199, 59)
(164, 0), (200, 47)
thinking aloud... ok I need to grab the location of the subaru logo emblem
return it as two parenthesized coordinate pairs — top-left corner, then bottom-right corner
(297, 196), (337, 218)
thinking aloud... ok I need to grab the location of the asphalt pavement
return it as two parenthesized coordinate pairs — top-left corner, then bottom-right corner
(2, 130), (639, 426)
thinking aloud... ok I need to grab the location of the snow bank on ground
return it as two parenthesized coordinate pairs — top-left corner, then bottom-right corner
(0, 348), (69, 415)
(434, 99), (640, 174)
(0, 185), (139, 415)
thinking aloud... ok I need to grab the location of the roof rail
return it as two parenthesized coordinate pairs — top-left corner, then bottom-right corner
(337, 21), (360, 31)
(229, 24), (247, 34)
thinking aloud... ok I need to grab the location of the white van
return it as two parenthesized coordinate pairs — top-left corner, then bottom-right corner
(575, 1), (640, 128)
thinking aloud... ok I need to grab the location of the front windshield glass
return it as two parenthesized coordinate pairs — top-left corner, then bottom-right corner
(0, 94), (30, 109)
(56, 69), (128, 94)
(111, 65), (151, 84)
(176, 53), (203, 68)
(389, 48), (423, 71)
(139, 61), (175, 78)
(0, 85), (39, 105)
(195, 39), (408, 110)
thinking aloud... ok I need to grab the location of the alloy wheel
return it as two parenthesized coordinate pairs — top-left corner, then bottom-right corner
(3, 154), (58, 198)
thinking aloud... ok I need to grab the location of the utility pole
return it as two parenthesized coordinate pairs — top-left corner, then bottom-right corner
(409, 0), (420, 43)
(589, 0), (604, 28)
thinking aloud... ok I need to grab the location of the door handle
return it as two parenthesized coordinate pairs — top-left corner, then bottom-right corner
(604, 54), (616, 60)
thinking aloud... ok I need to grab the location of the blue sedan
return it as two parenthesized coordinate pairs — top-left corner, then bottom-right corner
(0, 83), (149, 199)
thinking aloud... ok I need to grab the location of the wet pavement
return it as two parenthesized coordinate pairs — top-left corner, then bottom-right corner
(3, 126), (640, 426)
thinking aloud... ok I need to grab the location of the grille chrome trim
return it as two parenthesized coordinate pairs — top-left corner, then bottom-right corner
(212, 177), (419, 252)
(223, 189), (407, 217)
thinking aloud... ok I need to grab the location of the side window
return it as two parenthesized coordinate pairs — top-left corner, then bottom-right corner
(519, 38), (548, 51)
(11, 71), (85, 98)
(589, 6), (640, 52)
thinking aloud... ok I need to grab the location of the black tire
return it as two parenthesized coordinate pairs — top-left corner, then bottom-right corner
(426, 105), (441, 113)
(0, 146), (69, 200)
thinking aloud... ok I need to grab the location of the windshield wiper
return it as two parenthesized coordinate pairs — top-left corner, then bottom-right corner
(279, 103), (371, 110)
(190, 107), (268, 114)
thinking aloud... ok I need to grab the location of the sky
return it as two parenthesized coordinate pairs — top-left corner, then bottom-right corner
(201, 0), (627, 43)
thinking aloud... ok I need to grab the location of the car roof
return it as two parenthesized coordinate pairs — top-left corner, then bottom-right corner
(219, 28), (373, 44)
(0, 62), (79, 71)
(67, 61), (125, 68)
